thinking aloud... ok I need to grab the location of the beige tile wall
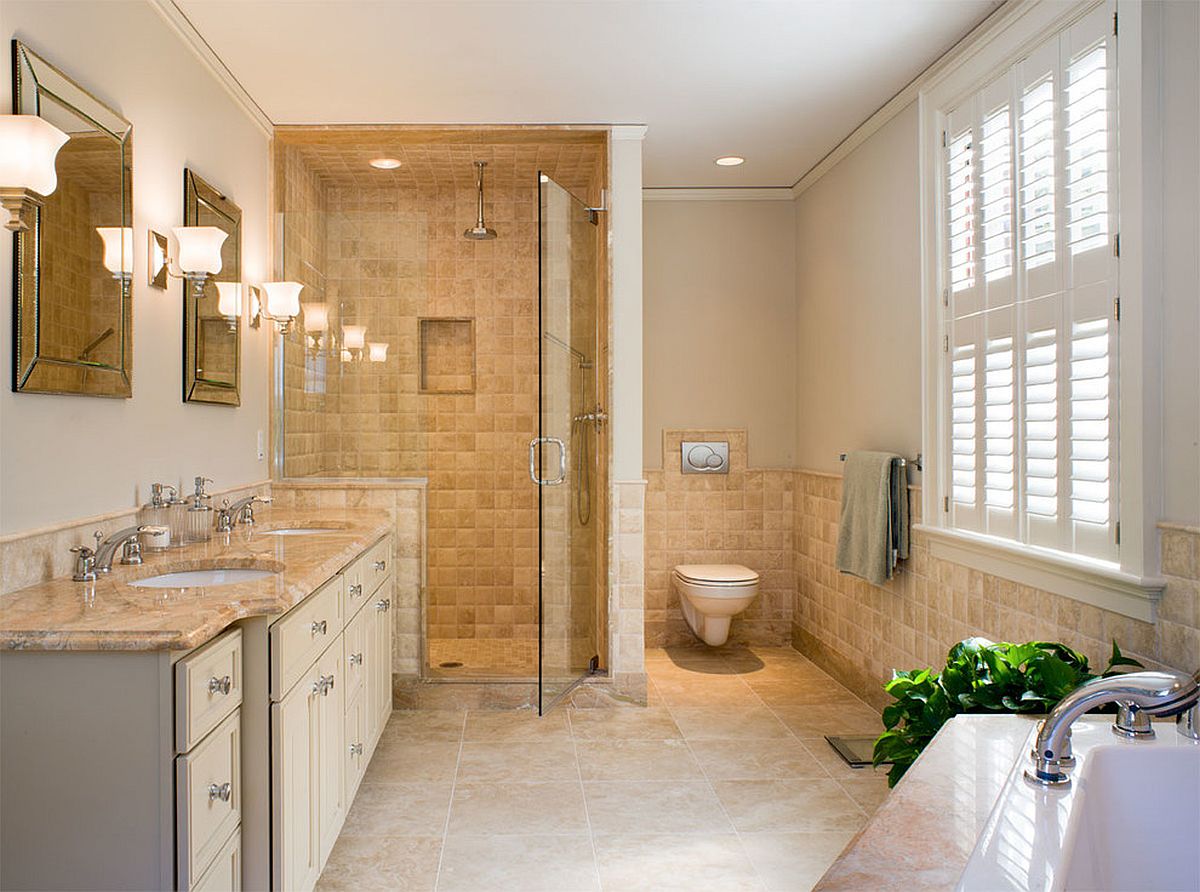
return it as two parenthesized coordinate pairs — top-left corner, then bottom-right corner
(792, 470), (1200, 710)
(644, 430), (794, 648)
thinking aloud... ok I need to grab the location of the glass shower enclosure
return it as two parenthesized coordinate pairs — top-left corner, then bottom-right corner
(536, 173), (605, 712)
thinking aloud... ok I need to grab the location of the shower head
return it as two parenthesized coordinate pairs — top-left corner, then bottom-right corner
(464, 160), (498, 240)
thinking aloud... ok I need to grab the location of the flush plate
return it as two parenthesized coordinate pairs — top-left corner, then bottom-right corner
(681, 441), (729, 474)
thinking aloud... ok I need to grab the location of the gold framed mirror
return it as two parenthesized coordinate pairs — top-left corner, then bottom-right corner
(12, 40), (133, 397)
(182, 170), (241, 405)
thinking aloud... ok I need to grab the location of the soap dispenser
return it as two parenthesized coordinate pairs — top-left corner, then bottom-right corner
(140, 483), (177, 550)
(185, 476), (215, 544)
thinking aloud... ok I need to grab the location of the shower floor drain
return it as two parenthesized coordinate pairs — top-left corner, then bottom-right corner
(438, 661), (465, 669)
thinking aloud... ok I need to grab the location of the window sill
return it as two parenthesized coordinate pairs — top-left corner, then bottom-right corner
(912, 525), (1165, 623)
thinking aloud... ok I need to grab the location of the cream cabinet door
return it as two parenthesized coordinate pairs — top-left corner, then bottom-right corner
(314, 642), (345, 869)
(271, 671), (319, 892)
(343, 689), (367, 802)
(366, 586), (393, 746)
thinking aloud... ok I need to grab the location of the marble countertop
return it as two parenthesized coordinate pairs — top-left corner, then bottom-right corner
(815, 714), (1038, 891)
(0, 508), (392, 652)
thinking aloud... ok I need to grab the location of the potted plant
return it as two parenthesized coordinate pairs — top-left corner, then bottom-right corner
(873, 637), (1141, 787)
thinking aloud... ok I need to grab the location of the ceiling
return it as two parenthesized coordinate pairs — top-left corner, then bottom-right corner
(176, 0), (1001, 188)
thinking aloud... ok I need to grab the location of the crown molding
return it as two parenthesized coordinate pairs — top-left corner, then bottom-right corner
(790, 0), (1029, 198)
(643, 187), (795, 202)
(148, 0), (275, 138)
(611, 124), (649, 141)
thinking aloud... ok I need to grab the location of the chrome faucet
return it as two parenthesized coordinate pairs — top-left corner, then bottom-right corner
(215, 495), (272, 533)
(73, 526), (151, 578)
(1027, 669), (1200, 786)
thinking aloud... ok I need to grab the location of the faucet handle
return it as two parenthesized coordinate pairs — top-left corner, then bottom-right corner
(215, 500), (236, 534)
(70, 542), (98, 582)
(1179, 703), (1199, 741)
(1113, 701), (1156, 739)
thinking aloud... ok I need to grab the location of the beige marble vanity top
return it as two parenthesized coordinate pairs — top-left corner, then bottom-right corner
(815, 714), (1038, 891)
(0, 508), (392, 652)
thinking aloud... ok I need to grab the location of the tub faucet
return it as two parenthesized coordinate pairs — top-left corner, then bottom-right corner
(1027, 669), (1200, 786)
(216, 495), (272, 532)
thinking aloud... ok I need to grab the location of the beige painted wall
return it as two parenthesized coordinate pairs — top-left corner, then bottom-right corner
(0, 1), (273, 534)
(793, 102), (923, 477)
(643, 199), (797, 469)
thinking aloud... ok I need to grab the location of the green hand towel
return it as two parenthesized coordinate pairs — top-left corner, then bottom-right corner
(835, 451), (909, 585)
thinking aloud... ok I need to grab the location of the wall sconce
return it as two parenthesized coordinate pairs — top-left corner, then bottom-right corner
(342, 325), (367, 361)
(215, 282), (243, 331)
(147, 226), (227, 295)
(259, 281), (303, 332)
(0, 115), (69, 232)
(367, 341), (389, 363)
(303, 302), (329, 351)
(96, 227), (134, 282)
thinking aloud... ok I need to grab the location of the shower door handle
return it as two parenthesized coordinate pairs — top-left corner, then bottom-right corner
(528, 437), (567, 486)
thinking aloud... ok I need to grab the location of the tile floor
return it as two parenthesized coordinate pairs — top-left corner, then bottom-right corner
(317, 646), (889, 891)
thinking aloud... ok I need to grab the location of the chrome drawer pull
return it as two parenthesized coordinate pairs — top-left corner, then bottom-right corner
(349, 652), (363, 665)
(310, 619), (328, 635)
(310, 674), (335, 695)
(373, 560), (386, 571)
(208, 675), (232, 695)
(375, 598), (391, 612)
(349, 742), (363, 756)
(208, 782), (232, 802)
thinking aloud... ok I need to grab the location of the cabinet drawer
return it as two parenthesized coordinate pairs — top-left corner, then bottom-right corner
(270, 577), (344, 700)
(342, 554), (368, 619)
(363, 537), (392, 595)
(176, 708), (241, 890)
(342, 606), (368, 707)
(176, 627), (242, 753)
(189, 826), (241, 892)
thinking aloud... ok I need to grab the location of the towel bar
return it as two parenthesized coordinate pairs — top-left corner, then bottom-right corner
(838, 452), (922, 472)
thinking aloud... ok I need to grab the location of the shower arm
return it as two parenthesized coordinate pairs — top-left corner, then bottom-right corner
(474, 163), (486, 230)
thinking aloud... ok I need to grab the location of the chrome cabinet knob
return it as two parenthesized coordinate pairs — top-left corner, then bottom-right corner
(373, 560), (386, 571)
(310, 674), (335, 695)
(349, 742), (363, 756)
(208, 675), (232, 695)
(310, 619), (328, 635)
(350, 584), (363, 597)
(208, 782), (232, 802)
(375, 598), (391, 612)
(349, 652), (363, 666)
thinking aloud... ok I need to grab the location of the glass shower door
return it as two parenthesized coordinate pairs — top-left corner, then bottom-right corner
(536, 173), (601, 713)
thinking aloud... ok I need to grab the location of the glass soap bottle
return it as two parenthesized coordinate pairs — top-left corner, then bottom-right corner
(185, 476), (215, 544)
(139, 483), (176, 550)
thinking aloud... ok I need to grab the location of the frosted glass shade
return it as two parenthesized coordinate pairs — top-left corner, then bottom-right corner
(303, 302), (329, 332)
(368, 341), (389, 362)
(260, 281), (303, 319)
(0, 115), (69, 196)
(96, 226), (134, 276)
(342, 325), (367, 351)
(215, 282), (242, 318)
(171, 226), (227, 276)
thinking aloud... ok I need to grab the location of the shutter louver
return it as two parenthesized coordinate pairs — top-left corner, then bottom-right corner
(941, 3), (1118, 564)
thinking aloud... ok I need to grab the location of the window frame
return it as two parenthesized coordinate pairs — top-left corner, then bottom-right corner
(917, 0), (1164, 621)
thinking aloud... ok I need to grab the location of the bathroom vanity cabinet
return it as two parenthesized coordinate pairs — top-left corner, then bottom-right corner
(0, 520), (394, 892)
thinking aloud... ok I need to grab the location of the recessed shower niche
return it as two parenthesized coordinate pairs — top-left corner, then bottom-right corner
(273, 128), (610, 711)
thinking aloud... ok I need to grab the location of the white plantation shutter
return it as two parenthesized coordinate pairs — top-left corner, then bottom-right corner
(942, 3), (1118, 562)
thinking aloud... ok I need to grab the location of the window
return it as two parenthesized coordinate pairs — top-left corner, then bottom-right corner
(938, 4), (1118, 564)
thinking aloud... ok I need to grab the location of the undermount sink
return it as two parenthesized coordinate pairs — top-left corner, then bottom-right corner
(261, 528), (341, 536)
(130, 568), (277, 589)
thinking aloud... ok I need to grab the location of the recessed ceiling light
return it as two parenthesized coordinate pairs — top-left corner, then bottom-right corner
(369, 157), (401, 170)
(714, 156), (745, 167)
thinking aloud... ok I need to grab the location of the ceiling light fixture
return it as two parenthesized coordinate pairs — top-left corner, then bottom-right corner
(369, 158), (401, 170)
(714, 156), (745, 167)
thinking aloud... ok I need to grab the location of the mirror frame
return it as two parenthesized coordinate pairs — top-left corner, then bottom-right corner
(11, 40), (134, 398)
(182, 169), (242, 406)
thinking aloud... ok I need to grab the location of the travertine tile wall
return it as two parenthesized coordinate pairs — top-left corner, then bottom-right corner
(644, 430), (794, 647)
(792, 470), (1200, 710)
(611, 480), (648, 702)
(269, 480), (425, 676)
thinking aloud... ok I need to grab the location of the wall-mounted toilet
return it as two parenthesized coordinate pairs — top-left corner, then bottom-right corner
(672, 564), (760, 647)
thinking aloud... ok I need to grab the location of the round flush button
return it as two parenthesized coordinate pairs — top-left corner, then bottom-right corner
(687, 445), (714, 469)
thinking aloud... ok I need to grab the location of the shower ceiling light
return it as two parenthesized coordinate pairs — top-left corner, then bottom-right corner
(714, 156), (745, 167)
(369, 158), (401, 170)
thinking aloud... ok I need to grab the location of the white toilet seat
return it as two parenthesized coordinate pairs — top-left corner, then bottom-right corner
(673, 564), (760, 646)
